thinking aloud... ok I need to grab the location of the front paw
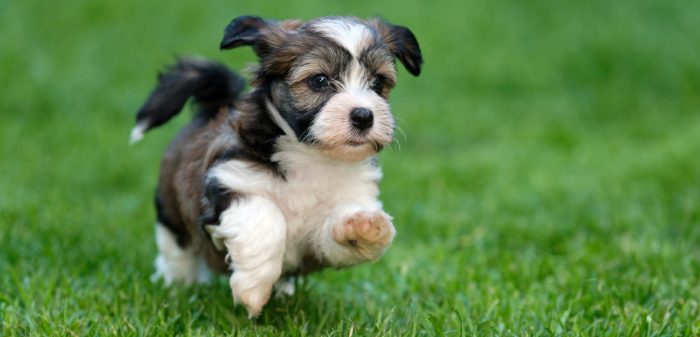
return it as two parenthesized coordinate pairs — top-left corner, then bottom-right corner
(332, 210), (396, 261)
(230, 271), (274, 319)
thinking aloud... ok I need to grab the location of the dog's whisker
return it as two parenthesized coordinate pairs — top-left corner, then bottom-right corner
(395, 125), (407, 144)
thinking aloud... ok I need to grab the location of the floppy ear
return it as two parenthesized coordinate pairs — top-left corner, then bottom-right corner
(221, 16), (299, 57)
(220, 15), (268, 50)
(368, 18), (423, 76)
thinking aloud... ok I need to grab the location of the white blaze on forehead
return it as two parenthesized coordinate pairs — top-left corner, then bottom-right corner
(314, 19), (376, 92)
(339, 59), (367, 92)
(315, 19), (373, 57)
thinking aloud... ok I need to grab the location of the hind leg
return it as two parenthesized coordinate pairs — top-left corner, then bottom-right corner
(273, 277), (296, 299)
(151, 223), (211, 286)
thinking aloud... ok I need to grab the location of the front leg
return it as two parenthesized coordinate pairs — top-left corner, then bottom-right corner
(314, 203), (396, 267)
(207, 194), (286, 318)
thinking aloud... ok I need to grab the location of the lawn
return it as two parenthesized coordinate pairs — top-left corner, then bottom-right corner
(1, 0), (700, 335)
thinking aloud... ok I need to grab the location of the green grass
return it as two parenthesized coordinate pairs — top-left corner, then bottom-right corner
(2, 0), (700, 335)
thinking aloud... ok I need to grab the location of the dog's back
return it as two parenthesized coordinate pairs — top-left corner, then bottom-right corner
(133, 58), (245, 275)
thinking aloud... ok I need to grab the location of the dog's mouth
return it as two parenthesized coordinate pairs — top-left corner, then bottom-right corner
(315, 136), (387, 162)
(346, 129), (384, 147)
(347, 138), (367, 146)
(345, 137), (384, 151)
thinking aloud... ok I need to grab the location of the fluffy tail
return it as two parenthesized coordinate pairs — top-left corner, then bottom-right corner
(130, 58), (245, 144)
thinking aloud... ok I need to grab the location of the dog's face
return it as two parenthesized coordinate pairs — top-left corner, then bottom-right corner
(221, 16), (422, 162)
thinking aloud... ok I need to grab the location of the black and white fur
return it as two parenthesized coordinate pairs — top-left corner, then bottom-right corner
(132, 15), (422, 318)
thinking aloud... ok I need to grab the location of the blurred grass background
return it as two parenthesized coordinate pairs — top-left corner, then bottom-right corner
(1, 0), (700, 335)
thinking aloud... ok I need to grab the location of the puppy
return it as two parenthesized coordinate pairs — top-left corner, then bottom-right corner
(131, 15), (422, 317)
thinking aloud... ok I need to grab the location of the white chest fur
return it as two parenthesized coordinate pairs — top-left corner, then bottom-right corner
(209, 136), (384, 271)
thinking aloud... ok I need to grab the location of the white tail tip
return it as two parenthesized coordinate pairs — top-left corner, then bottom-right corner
(129, 123), (147, 145)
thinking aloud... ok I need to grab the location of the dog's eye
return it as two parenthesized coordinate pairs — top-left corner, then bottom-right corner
(371, 76), (383, 93)
(309, 74), (331, 90)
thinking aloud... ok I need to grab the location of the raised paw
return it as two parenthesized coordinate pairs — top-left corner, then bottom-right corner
(332, 210), (396, 261)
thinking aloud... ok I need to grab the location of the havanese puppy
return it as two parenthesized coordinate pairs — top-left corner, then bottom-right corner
(131, 15), (422, 317)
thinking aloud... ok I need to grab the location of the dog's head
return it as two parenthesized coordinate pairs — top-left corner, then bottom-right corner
(222, 16), (422, 162)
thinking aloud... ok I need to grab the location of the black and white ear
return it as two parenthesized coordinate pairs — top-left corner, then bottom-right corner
(220, 16), (300, 57)
(368, 19), (423, 76)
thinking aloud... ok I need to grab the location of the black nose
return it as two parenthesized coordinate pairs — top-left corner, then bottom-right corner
(350, 108), (374, 131)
